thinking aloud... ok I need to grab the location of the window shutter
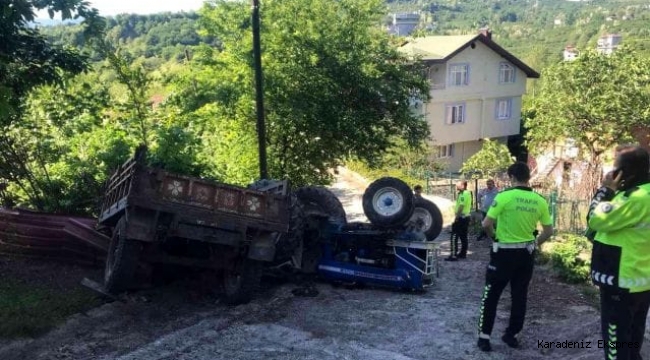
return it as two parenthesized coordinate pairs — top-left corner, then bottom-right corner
(446, 105), (452, 124)
(508, 99), (512, 118)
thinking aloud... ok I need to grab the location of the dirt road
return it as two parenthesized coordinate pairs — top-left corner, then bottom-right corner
(1, 170), (647, 360)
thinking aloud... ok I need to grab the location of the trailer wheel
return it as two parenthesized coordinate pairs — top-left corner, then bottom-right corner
(362, 177), (414, 228)
(295, 187), (347, 226)
(409, 198), (443, 241)
(104, 216), (141, 294)
(222, 258), (263, 305)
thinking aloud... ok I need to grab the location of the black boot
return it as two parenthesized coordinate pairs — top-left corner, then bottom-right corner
(477, 338), (492, 352)
(502, 333), (519, 348)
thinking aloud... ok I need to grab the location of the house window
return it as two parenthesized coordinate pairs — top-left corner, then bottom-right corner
(446, 103), (465, 124)
(438, 144), (454, 159)
(448, 64), (469, 86)
(499, 63), (515, 83)
(496, 98), (512, 119)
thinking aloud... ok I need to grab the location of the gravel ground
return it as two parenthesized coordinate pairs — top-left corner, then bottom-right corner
(1, 169), (648, 360)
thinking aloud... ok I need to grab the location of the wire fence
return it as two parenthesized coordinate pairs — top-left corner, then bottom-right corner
(409, 169), (590, 235)
(406, 169), (460, 200)
(545, 191), (590, 235)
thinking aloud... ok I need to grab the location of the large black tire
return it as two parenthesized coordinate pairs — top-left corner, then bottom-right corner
(294, 187), (346, 273)
(409, 198), (443, 241)
(362, 177), (414, 228)
(222, 258), (263, 305)
(295, 187), (347, 226)
(104, 216), (141, 294)
(273, 193), (306, 264)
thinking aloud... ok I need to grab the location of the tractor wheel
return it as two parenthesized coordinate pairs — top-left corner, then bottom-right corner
(362, 177), (414, 228)
(295, 187), (347, 226)
(222, 258), (263, 305)
(274, 192), (306, 264)
(104, 216), (141, 294)
(409, 198), (443, 241)
(294, 187), (346, 273)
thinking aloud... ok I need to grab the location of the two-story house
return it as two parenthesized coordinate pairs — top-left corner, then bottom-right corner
(400, 31), (539, 172)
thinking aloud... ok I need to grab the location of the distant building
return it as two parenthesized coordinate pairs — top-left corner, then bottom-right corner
(387, 13), (420, 37)
(563, 45), (579, 61)
(597, 34), (622, 55)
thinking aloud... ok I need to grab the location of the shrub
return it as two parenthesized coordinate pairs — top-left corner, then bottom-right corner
(541, 233), (592, 283)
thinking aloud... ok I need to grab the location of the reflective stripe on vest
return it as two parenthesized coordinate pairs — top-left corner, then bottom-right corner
(619, 277), (650, 288)
(496, 241), (534, 249)
(591, 270), (616, 286)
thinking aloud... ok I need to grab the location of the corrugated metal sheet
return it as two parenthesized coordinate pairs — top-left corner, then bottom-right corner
(0, 208), (108, 266)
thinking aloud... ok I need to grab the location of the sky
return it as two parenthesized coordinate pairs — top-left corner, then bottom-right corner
(37, 0), (207, 18)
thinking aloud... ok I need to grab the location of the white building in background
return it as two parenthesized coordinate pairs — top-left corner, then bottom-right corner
(400, 29), (539, 172)
(387, 12), (420, 37)
(597, 34), (622, 55)
(563, 45), (579, 61)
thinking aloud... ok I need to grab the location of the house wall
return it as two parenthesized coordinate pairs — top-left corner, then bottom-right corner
(424, 41), (526, 145)
(423, 41), (530, 172)
(434, 138), (508, 172)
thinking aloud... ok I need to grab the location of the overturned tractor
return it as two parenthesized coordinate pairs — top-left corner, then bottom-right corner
(286, 177), (444, 291)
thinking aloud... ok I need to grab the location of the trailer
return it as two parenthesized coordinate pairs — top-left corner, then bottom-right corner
(98, 147), (291, 304)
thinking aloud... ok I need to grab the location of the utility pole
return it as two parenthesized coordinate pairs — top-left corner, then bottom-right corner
(252, 0), (267, 179)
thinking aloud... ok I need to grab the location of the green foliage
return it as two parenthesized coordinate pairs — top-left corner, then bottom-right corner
(346, 160), (424, 190)
(526, 48), (650, 192)
(0, 0), (102, 122)
(166, 0), (431, 186)
(3, 74), (136, 214)
(42, 12), (218, 61)
(9, 0), (650, 215)
(346, 137), (442, 187)
(96, 40), (153, 146)
(542, 234), (592, 284)
(390, 0), (650, 73)
(527, 48), (650, 157)
(460, 139), (513, 179)
(0, 0), (104, 212)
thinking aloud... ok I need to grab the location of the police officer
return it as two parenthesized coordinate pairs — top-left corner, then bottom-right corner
(446, 180), (472, 261)
(477, 162), (553, 352)
(586, 145), (650, 360)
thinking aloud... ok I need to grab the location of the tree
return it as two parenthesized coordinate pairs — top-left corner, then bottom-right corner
(526, 48), (650, 194)
(0, 0), (103, 122)
(0, 0), (103, 209)
(460, 139), (513, 179)
(181, 0), (430, 186)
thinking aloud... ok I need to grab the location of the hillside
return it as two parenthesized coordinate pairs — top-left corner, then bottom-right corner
(39, 0), (650, 73)
(388, 0), (650, 69)
(40, 12), (217, 61)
